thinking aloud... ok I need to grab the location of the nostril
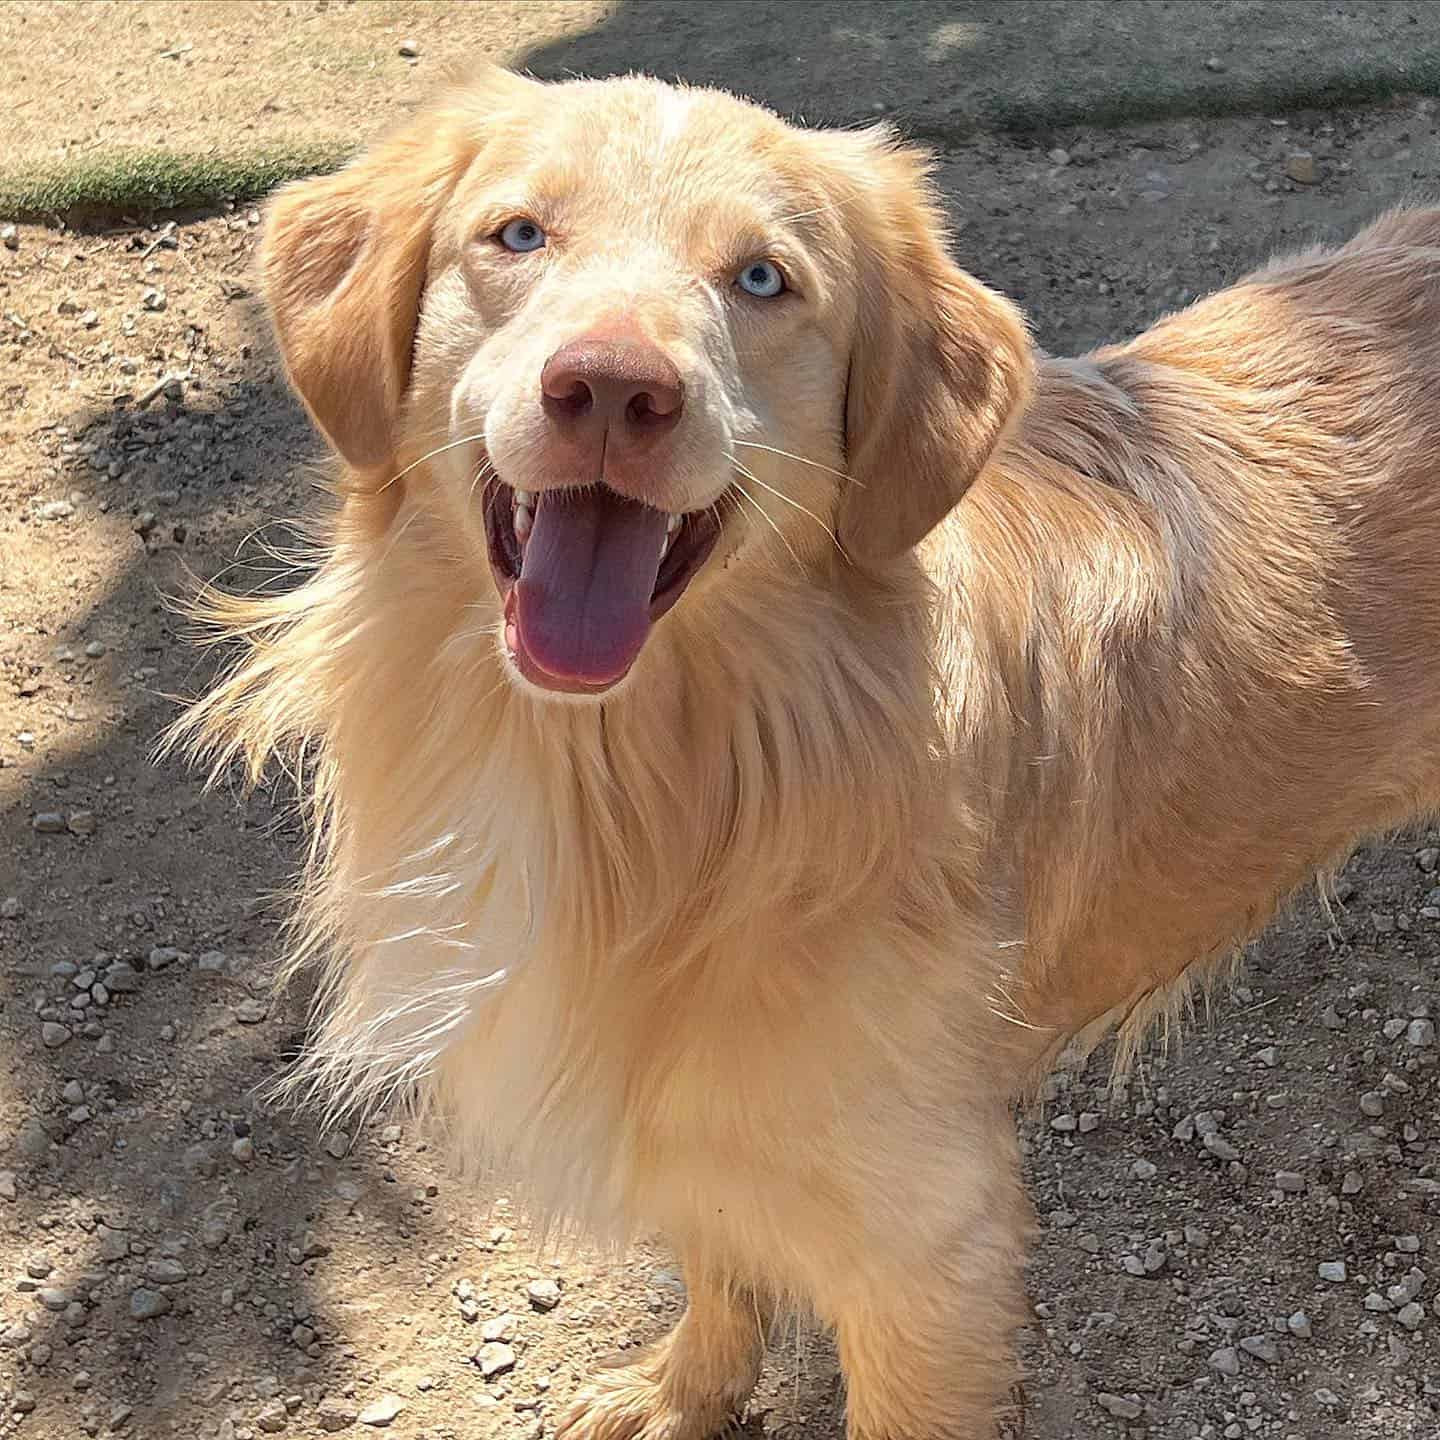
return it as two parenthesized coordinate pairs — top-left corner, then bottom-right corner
(542, 376), (594, 422)
(626, 387), (683, 429)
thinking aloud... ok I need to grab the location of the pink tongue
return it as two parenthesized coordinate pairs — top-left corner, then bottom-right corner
(513, 489), (668, 684)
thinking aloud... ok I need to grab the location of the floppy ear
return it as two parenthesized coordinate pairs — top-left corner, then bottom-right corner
(258, 70), (533, 470)
(837, 137), (1033, 564)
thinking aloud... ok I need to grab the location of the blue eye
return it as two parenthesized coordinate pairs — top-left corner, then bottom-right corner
(736, 259), (785, 298)
(499, 218), (546, 253)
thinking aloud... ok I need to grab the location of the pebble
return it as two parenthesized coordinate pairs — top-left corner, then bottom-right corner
(317, 1397), (360, 1431)
(0, 1173), (16, 1202)
(1, 897), (24, 919)
(147, 945), (183, 970)
(1096, 1393), (1142, 1419)
(1395, 1234), (1421, 1254)
(236, 998), (270, 1024)
(481, 1313), (518, 1342)
(1360, 1090), (1386, 1117)
(144, 1257), (188, 1285)
(61, 1080), (84, 1105)
(1286, 151), (1319, 184)
(1341, 1170), (1364, 1195)
(129, 1287), (171, 1319)
(476, 1341), (517, 1378)
(0, 223), (17, 249)
(325, 1132), (351, 1160)
(38, 1287), (72, 1312)
(527, 1278), (561, 1311)
(256, 1400), (288, 1433)
(67, 810), (97, 837)
(1240, 1334), (1278, 1363)
(141, 287), (167, 312)
(1131, 1158), (1157, 1181)
(232, 1136), (255, 1163)
(25, 1255), (54, 1279)
(1317, 1260), (1347, 1283)
(1274, 1170), (1304, 1193)
(1407, 1018), (1435, 1047)
(1397, 1301), (1425, 1330)
(42, 1022), (73, 1048)
(1287, 1311), (1312, 1338)
(1209, 1346), (1241, 1376)
(1202, 1132), (1241, 1162)
(33, 812), (67, 834)
(398, 38), (421, 57)
(104, 963), (141, 993)
(358, 1394), (406, 1426)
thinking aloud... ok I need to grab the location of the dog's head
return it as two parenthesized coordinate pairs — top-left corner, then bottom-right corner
(260, 69), (1031, 697)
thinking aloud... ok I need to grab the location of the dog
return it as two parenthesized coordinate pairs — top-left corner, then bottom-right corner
(174, 64), (1440, 1440)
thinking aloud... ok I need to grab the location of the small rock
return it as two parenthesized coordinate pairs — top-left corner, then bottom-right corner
(37, 1287), (71, 1312)
(256, 1399), (288, 1434)
(1095, 1393), (1142, 1420)
(38, 500), (74, 521)
(1287, 1310), (1312, 1338)
(84, 640), (106, 659)
(147, 945), (182, 970)
(481, 1313), (518, 1343)
(235, 998), (270, 1025)
(476, 1341), (517, 1378)
(1240, 1334), (1278, 1363)
(317, 1398), (360, 1432)
(1318, 1260), (1347, 1283)
(25, 1255), (54, 1280)
(1395, 1234), (1422, 1254)
(1341, 1170), (1364, 1195)
(1131, 1158), (1157, 1181)
(42, 1022), (72, 1049)
(1204, 56), (1226, 72)
(1202, 1132), (1240, 1162)
(324, 1132), (350, 1160)
(0, 1172), (16, 1202)
(1360, 1090), (1386, 1118)
(1047, 147), (1070, 167)
(1209, 1346), (1241, 1376)
(129, 1287), (171, 1320)
(141, 287), (167, 312)
(1, 897), (24, 919)
(144, 1257), (188, 1286)
(67, 810), (97, 836)
(1286, 151), (1319, 185)
(33, 812), (67, 834)
(0, 223), (17, 249)
(527, 1277), (561, 1311)
(1406, 1018), (1436, 1047)
(1275, 1170), (1304, 1193)
(398, 38), (421, 57)
(1397, 1301), (1425, 1330)
(358, 1394), (405, 1427)
(104, 964), (141, 993)
(232, 1136), (255, 1163)
(1253, 1045), (1278, 1067)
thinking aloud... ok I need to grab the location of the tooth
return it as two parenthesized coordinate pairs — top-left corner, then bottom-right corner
(659, 535), (670, 561)
(514, 490), (533, 508)
(514, 502), (533, 544)
(666, 513), (682, 535)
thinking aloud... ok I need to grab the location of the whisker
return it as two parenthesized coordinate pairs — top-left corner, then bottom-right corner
(375, 430), (489, 494)
(728, 455), (845, 557)
(730, 477), (803, 571)
(733, 439), (865, 488)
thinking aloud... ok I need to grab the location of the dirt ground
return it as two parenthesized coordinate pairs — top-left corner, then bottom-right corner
(7, 1), (1440, 175)
(3, 88), (1440, 1440)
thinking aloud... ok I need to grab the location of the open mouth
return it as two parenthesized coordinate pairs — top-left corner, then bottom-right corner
(485, 479), (722, 694)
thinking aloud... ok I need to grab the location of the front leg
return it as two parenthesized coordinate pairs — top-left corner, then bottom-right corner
(822, 1118), (1031, 1440)
(558, 1258), (770, 1440)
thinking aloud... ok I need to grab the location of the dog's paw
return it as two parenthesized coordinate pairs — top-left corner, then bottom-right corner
(556, 1352), (738, 1440)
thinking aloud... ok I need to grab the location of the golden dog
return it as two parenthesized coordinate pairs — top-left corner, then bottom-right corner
(176, 65), (1440, 1440)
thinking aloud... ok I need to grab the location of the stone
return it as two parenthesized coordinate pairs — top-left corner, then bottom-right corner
(358, 1394), (405, 1426)
(324, 1132), (350, 1159)
(481, 1313), (518, 1342)
(1096, 1393), (1142, 1419)
(144, 1258), (188, 1285)
(0, 223), (17, 249)
(42, 1022), (72, 1049)
(1317, 1261), (1347, 1283)
(232, 1136), (255, 1163)
(1209, 1346), (1241, 1376)
(317, 1398), (359, 1432)
(25, 1255), (54, 1279)
(235, 998), (269, 1024)
(527, 1278), (561, 1311)
(1287, 1310), (1312, 1338)
(398, 39), (421, 57)
(32, 812), (67, 834)
(1397, 1301), (1425, 1330)
(147, 945), (182, 970)
(0, 1172), (16, 1202)
(1286, 152), (1319, 185)
(104, 964), (141, 993)
(1275, 1170), (1304, 1193)
(256, 1400), (288, 1434)
(1240, 1334), (1278, 1363)
(129, 1287), (171, 1319)
(1407, 1019), (1436, 1048)
(67, 811), (97, 836)
(1360, 1090), (1386, 1118)
(476, 1341), (517, 1378)
(1131, 1158), (1158, 1181)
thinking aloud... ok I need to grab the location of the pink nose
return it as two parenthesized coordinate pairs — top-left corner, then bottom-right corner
(540, 337), (684, 448)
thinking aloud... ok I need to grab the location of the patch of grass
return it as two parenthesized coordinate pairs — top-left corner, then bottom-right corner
(0, 142), (356, 222)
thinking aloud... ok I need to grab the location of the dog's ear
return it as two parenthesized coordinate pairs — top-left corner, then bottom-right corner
(835, 136), (1033, 564)
(259, 69), (534, 471)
